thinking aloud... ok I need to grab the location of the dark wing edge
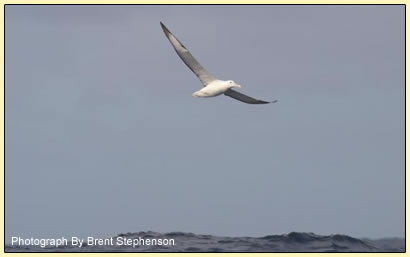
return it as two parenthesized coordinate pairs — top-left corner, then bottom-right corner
(224, 89), (277, 104)
(160, 22), (216, 86)
(160, 22), (187, 49)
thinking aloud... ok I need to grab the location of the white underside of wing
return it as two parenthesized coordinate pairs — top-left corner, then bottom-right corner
(161, 22), (216, 86)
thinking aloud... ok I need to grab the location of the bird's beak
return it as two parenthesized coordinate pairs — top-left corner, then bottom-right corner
(236, 84), (241, 88)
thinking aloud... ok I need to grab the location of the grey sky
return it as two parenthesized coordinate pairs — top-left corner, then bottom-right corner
(5, 5), (404, 241)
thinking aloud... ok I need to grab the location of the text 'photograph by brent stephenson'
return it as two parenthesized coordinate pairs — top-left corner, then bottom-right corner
(5, 4), (405, 253)
(10, 236), (176, 249)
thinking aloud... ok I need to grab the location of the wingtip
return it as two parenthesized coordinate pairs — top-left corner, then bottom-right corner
(159, 21), (171, 36)
(160, 21), (169, 33)
(271, 100), (278, 104)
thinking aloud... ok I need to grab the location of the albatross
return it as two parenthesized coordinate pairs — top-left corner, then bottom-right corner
(160, 22), (277, 104)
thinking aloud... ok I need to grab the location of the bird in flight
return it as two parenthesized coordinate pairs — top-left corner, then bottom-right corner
(160, 22), (277, 104)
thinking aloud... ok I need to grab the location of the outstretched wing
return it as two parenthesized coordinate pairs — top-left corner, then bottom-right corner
(160, 22), (216, 86)
(224, 89), (278, 104)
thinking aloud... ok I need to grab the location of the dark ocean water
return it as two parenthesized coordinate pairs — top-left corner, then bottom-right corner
(5, 231), (405, 252)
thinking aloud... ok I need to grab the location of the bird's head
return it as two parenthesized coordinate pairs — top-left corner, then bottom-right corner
(227, 80), (241, 89)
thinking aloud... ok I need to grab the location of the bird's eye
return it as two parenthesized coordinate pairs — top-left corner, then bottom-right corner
(230, 81), (232, 84)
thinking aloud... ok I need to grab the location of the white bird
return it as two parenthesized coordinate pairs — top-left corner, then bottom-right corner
(160, 22), (277, 104)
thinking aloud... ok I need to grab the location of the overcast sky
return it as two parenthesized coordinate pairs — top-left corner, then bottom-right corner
(5, 5), (405, 242)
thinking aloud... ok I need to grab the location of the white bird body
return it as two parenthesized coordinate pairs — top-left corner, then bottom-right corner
(192, 80), (241, 97)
